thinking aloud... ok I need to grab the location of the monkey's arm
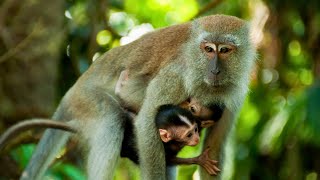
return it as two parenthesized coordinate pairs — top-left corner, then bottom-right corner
(168, 148), (220, 176)
(0, 119), (76, 151)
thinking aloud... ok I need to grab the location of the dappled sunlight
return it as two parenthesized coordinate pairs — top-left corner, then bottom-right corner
(120, 23), (154, 45)
(1, 0), (319, 179)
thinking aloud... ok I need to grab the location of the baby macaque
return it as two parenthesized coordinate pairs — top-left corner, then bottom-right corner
(120, 104), (220, 175)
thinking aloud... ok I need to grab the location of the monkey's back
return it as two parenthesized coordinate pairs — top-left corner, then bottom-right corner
(82, 21), (192, 85)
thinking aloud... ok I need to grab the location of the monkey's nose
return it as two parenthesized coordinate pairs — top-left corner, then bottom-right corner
(211, 69), (220, 75)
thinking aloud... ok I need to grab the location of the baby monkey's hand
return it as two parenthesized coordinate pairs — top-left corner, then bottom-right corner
(200, 120), (215, 128)
(196, 147), (220, 176)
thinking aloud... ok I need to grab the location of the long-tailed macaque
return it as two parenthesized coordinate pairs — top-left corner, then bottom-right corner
(121, 104), (220, 175)
(21, 14), (256, 180)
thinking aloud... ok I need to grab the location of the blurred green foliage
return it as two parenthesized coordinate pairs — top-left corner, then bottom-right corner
(5, 0), (320, 179)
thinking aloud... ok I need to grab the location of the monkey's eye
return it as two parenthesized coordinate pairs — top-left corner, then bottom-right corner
(204, 46), (214, 53)
(195, 127), (198, 132)
(219, 47), (230, 53)
(187, 133), (192, 138)
(219, 45), (233, 54)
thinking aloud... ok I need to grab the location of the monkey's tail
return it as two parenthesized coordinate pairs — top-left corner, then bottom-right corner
(20, 127), (72, 180)
(0, 119), (76, 151)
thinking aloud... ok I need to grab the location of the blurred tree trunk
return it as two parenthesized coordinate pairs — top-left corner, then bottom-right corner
(0, 0), (65, 125)
(0, 0), (65, 178)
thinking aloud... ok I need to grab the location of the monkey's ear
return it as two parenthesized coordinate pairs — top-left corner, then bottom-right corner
(159, 129), (172, 142)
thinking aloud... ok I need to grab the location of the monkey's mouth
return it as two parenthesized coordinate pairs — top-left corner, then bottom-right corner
(203, 74), (230, 91)
(205, 79), (225, 88)
(212, 83), (223, 87)
(206, 73), (226, 85)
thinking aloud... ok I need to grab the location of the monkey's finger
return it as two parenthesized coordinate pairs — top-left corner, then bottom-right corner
(203, 164), (216, 175)
(205, 163), (215, 170)
(204, 162), (220, 175)
(201, 121), (215, 128)
(208, 159), (218, 164)
(213, 165), (221, 172)
(207, 162), (218, 170)
(203, 163), (217, 175)
(207, 167), (217, 176)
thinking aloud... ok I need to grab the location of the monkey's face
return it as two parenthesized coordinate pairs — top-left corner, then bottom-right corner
(200, 41), (236, 87)
(178, 98), (213, 119)
(179, 123), (200, 146)
(187, 26), (255, 93)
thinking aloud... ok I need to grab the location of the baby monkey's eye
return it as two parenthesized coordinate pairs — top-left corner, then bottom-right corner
(195, 127), (198, 132)
(187, 133), (192, 138)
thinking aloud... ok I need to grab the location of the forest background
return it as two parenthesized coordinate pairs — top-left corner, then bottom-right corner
(0, 0), (319, 179)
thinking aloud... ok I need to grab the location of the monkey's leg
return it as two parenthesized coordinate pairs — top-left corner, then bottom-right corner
(83, 93), (126, 180)
(20, 129), (72, 180)
(199, 109), (235, 180)
(135, 107), (166, 179)
(85, 114), (125, 180)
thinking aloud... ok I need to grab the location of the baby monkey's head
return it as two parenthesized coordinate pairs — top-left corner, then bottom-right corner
(155, 105), (200, 146)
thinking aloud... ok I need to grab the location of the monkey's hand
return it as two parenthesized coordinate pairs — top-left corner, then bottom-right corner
(200, 120), (215, 128)
(196, 148), (220, 176)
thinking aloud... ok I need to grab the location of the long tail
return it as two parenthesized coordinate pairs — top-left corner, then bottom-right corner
(0, 119), (76, 151)
(20, 127), (72, 180)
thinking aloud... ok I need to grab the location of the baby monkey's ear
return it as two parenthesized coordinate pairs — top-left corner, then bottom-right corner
(159, 129), (172, 142)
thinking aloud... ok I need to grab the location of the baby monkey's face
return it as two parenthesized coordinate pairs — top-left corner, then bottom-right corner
(179, 98), (214, 120)
(178, 122), (200, 146)
(158, 117), (200, 146)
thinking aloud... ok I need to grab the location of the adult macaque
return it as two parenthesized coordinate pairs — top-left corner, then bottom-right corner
(21, 14), (256, 180)
(121, 104), (220, 175)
